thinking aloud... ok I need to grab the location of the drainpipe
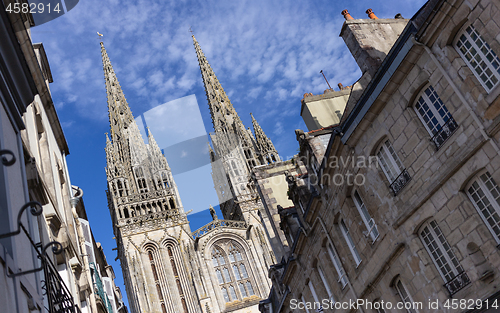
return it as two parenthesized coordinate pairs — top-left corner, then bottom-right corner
(70, 186), (98, 313)
(411, 35), (500, 156)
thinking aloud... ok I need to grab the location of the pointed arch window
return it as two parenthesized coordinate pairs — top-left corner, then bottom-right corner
(161, 172), (170, 188)
(414, 85), (457, 149)
(147, 248), (167, 313)
(211, 242), (256, 304)
(466, 171), (500, 245)
(134, 167), (148, 193)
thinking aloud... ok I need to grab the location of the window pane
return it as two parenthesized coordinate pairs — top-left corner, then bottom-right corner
(239, 283), (247, 298)
(246, 282), (255, 295)
(223, 268), (231, 282)
(233, 265), (241, 280)
(240, 264), (248, 278)
(216, 270), (224, 285)
(222, 288), (229, 302)
(229, 285), (237, 300)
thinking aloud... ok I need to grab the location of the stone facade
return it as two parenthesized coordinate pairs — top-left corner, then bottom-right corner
(0, 2), (126, 313)
(261, 1), (500, 312)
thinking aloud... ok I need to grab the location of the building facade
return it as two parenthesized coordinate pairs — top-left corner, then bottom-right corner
(102, 35), (284, 313)
(0, 1), (126, 313)
(260, 0), (500, 312)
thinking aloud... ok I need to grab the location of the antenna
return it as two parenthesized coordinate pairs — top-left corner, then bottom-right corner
(320, 70), (332, 90)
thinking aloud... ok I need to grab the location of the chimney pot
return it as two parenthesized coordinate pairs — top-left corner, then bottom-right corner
(341, 9), (354, 20)
(366, 9), (378, 20)
(395, 13), (403, 19)
(366, 8), (379, 19)
(338, 83), (344, 90)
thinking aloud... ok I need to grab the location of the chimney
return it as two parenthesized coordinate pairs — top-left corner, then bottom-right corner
(366, 9), (378, 19)
(340, 9), (408, 76)
(341, 9), (354, 20)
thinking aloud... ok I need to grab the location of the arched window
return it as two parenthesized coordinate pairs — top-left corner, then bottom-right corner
(147, 248), (167, 313)
(134, 167), (148, 193)
(455, 25), (500, 93)
(353, 190), (379, 242)
(167, 246), (188, 313)
(414, 85), (457, 149)
(419, 220), (470, 295)
(161, 172), (170, 188)
(117, 180), (124, 197)
(466, 171), (500, 245)
(211, 241), (256, 304)
(376, 139), (410, 195)
(394, 278), (417, 313)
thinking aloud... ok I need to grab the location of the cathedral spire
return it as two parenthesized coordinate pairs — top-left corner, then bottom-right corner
(251, 113), (280, 164)
(191, 35), (250, 138)
(100, 41), (138, 142)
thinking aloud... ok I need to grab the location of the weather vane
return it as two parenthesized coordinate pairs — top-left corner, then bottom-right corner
(189, 27), (193, 33)
(97, 31), (104, 42)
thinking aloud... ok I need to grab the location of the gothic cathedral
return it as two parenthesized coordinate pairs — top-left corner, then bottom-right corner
(102, 34), (280, 313)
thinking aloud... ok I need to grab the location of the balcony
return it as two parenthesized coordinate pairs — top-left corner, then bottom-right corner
(431, 116), (458, 150)
(389, 169), (411, 196)
(444, 271), (470, 296)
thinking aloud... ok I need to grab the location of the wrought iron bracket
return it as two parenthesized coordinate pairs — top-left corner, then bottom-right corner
(0, 149), (16, 166)
(0, 201), (43, 239)
(6, 241), (64, 277)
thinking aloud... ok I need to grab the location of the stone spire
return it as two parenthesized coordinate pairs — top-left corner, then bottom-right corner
(251, 113), (280, 164)
(191, 34), (255, 153)
(100, 41), (138, 142)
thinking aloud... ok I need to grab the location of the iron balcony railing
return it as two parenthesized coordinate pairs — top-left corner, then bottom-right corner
(389, 169), (412, 196)
(431, 116), (458, 150)
(444, 271), (471, 296)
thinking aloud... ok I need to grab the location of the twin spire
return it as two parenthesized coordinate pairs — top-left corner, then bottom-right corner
(100, 34), (279, 168)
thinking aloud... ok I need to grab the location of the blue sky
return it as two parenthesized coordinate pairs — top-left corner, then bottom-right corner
(30, 0), (427, 307)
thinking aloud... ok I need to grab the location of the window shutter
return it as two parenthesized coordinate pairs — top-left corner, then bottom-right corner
(79, 219), (96, 265)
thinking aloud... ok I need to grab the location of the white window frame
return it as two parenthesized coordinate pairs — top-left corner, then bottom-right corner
(326, 243), (348, 288)
(376, 140), (405, 183)
(454, 24), (500, 93)
(317, 266), (335, 303)
(394, 279), (418, 313)
(419, 220), (464, 283)
(413, 85), (452, 136)
(340, 220), (362, 267)
(466, 171), (500, 245)
(307, 281), (323, 313)
(299, 295), (310, 313)
(353, 190), (379, 243)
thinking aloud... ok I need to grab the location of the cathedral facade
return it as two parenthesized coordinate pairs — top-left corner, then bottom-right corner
(101, 34), (279, 313)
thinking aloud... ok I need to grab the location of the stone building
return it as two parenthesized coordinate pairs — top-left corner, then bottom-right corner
(102, 34), (283, 313)
(0, 1), (126, 312)
(260, 0), (500, 312)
